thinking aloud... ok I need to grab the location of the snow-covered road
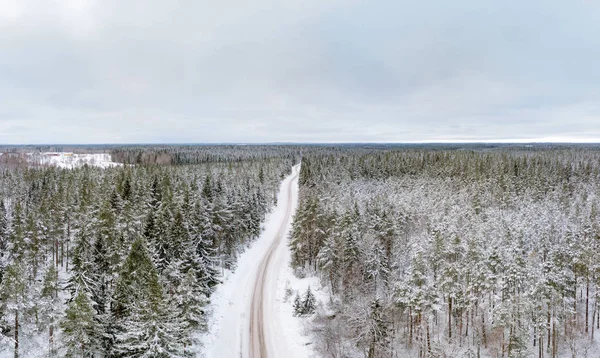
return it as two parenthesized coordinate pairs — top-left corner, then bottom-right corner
(249, 165), (299, 358)
(202, 165), (313, 358)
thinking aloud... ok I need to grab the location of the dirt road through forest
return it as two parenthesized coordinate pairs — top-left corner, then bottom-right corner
(249, 165), (299, 358)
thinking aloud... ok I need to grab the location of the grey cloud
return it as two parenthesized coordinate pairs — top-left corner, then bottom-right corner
(0, 0), (599, 143)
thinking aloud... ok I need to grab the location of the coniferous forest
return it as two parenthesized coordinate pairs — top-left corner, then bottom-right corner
(291, 146), (600, 358)
(0, 145), (297, 357)
(2, 144), (600, 358)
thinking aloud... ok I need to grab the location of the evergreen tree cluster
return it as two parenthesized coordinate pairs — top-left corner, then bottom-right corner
(0, 147), (293, 357)
(291, 147), (600, 358)
(293, 286), (316, 317)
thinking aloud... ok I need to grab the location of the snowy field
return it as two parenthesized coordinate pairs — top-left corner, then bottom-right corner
(26, 152), (121, 169)
(201, 165), (320, 358)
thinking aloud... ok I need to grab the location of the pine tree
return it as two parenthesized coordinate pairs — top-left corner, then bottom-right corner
(364, 242), (389, 293)
(340, 210), (361, 294)
(61, 290), (100, 357)
(366, 298), (388, 358)
(0, 199), (8, 282)
(38, 265), (61, 355)
(290, 197), (326, 269)
(92, 230), (109, 314)
(6, 202), (26, 263)
(0, 261), (28, 358)
(24, 212), (42, 280)
(317, 235), (339, 295)
(0, 200), (8, 343)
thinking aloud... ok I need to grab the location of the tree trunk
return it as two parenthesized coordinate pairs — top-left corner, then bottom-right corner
(448, 296), (452, 341)
(329, 271), (335, 299)
(460, 311), (464, 347)
(547, 306), (551, 351)
(49, 325), (54, 351)
(574, 272), (577, 331)
(585, 275), (589, 333)
(552, 313), (557, 358)
(66, 218), (70, 271)
(573, 289), (577, 337)
(409, 307), (413, 347)
(482, 313), (487, 348)
(501, 328), (505, 358)
(592, 303), (596, 340)
(14, 310), (19, 358)
(427, 320), (432, 357)
(466, 308), (470, 338)
(55, 238), (59, 268)
(60, 240), (64, 267)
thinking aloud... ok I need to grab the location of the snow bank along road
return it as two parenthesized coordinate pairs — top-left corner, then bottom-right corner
(202, 165), (307, 358)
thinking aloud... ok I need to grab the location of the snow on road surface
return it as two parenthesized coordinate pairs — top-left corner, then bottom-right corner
(202, 164), (314, 358)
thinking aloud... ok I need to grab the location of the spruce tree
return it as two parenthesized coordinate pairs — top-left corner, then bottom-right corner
(293, 293), (302, 317)
(302, 286), (317, 315)
(152, 205), (173, 273)
(168, 210), (188, 263)
(65, 225), (97, 300)
(61, 290), (100, 357)
(176, 269), (208, 331)
(113, 237), (188, 357)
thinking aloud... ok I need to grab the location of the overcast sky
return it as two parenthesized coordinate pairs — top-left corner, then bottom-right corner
(1, 0), (599, 144)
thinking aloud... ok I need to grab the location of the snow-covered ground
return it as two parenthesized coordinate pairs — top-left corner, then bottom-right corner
(26, 152), (121, 169)
(201, 165), (318, 358)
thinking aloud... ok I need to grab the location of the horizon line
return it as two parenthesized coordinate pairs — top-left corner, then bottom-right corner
(1, 139), (600, 146)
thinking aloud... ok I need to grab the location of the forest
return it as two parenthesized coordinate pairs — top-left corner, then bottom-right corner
(0, 145), (297, 357)
(2, 144), (600, 358)
(291, 146), (600, 358)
